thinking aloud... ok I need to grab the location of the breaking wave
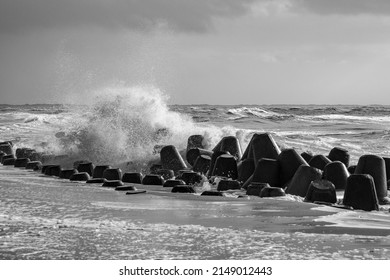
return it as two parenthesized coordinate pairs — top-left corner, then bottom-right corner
(55, 86), (192, 164)
(52, 85), (249, 167)
(226, 107), (294, 121)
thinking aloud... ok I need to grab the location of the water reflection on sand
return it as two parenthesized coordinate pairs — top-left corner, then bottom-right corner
(1, 166), (390, 259)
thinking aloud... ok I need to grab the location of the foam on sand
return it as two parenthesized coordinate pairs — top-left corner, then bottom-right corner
(312, 205), (390, 230)
(1, 166), (390, 259)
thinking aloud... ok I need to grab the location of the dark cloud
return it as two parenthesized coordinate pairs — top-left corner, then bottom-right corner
(294, 0), (390, 15)
(0, 0), (257, 33)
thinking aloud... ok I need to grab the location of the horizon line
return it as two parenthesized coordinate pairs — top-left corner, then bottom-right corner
(0, 103), (388, 107)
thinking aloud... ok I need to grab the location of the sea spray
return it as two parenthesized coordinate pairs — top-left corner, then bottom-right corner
(54, 85), (190, 164)
(5, 103), (390, 170)
(51, 85), (251, 170)
(0, 89), (254, 170)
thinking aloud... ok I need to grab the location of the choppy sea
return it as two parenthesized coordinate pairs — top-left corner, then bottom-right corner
(1, 86), (390, 259)
(2, 87), (390, 167)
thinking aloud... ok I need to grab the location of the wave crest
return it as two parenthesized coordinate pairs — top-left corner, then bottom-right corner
(57, 85), (196, 164)
(227, 107), (293, 121)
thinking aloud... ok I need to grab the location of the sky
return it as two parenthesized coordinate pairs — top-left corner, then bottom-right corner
(1, 0), (390, 105)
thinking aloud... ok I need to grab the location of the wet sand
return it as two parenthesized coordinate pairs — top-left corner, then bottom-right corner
(1, 165), (390, 259)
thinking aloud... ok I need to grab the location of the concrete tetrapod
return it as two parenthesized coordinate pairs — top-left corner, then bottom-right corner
(122, 172), (143, 184)
(241, 133), (281, 167)
(103, 168), (122, 181)
(259, 186), (286, 198)
(301, 152), (313, 163)
(14, 158), (30, 168)
(328, 147), (350, 167)
(70, 172), (91, 182)
(251, 158), (280, 188)
(45, 165), (62, 177)
(217, 179), (241, 191)
(285, 165), (322, 197)
(211, 154), (238, 180)
(142, 174), (164, 185)
(237, 158), (256, 184)
(102, 180), (124, 188)
(123, 186), (147, 194)
(59, 169), (78, 179)
(192, 154), (211, 175)
(323, 161), (349, 190)
(15, 148), (35, 159)
(86, 178), (107, 184)
(208, 151), (229, 177)
(1, 155), (15, 164)
(92, 165), (111, 179)
(160, 145), (187, 173)
(343, 174), (379, 211)
(2, 158), (16, 166)
(29, 152), (43, 162)
(0, 143), (13, 156)
(25, 161), (42, 170)
(41, 165), (54, 174)
(382, 157), (390, 189)
(201, 191), (223, 196)
(213, 136), (242, 160)
(348, 165), (357, 174)
(180, 171), (203, 185)
(354, 155), (390, 205)
(251, 133), (281, 164)
(77, 162), (95, 176)
(246, 182), (270, 196)
(0, 151), (5, 162)
(304, 180), (337, 204)
(171, 185), (195, 193)
(186, 148), (213, 167)
(186, 135), (205, 153)
(278, 149), (309, 188)
(154, 169), (174, 180)
(309, 155), (332, 171)
(163, 179), (186, 188)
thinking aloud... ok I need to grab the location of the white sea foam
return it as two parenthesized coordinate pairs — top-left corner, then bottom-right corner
(227, 107), (291, 121)
(302, 114), (390, 123)
(42, 85), (251, 167)
(4, 101), (390, 170)
(313, 208), (390, 230)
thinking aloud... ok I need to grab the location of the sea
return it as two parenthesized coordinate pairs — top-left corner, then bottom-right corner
(1, 86), (390, 259)
(2, 86), (390, 167)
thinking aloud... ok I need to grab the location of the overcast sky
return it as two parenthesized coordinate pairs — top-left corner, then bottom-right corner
(1, 0), (390, 105)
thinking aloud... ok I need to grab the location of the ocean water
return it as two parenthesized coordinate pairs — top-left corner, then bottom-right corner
(1, 86), (390, 259)
(2, 86), (390, 168)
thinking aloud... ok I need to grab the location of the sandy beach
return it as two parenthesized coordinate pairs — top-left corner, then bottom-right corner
(1, 165), (390, 260)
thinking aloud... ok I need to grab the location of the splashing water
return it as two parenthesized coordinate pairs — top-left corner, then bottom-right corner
(1, 85), (253, 170)
(55, 85), (194, 164)
(48, 84), (248, 170)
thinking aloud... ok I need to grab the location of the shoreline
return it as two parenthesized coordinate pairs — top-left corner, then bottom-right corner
(1, 165), (390, 259)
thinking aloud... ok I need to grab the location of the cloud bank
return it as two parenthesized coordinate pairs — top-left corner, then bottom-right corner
(294, 0), (390, 15)
(0, 0), (257, 33)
